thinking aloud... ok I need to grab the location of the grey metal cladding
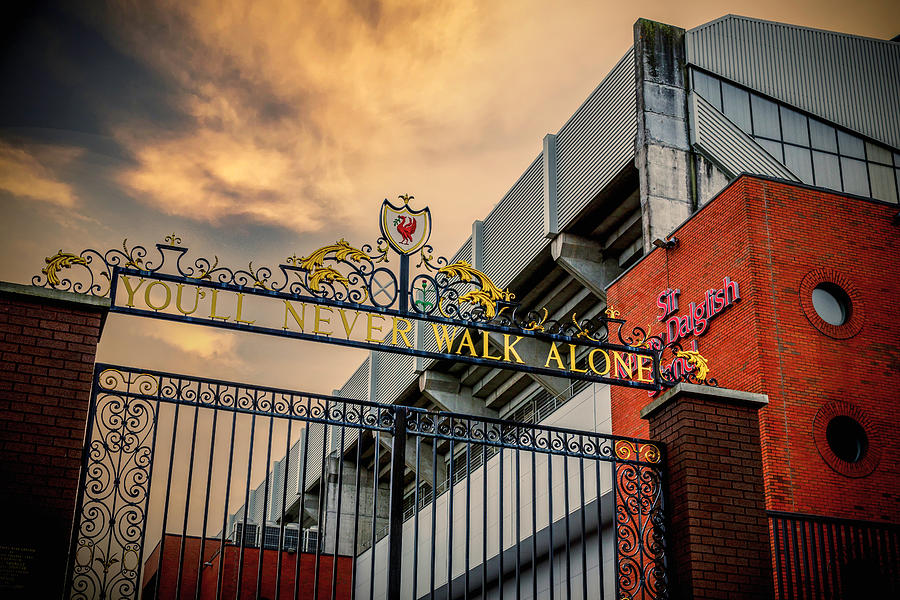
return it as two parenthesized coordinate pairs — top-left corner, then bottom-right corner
(685, 15), (900, 149)
(690, 92), (799, 181)
(376, 350), (415, 404)
(341, 357), (370, 401)
(556, 47), (637, 227)
(483, 155), (544, 288)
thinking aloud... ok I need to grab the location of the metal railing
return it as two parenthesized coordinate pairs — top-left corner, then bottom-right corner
(65, 364), (668, 600)
(770, 510), (900, 599)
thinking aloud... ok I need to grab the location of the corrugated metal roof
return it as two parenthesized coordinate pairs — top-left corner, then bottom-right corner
(482, 155), (544, 288)
(557, 46), (637, 226)
(686, 15), (900, 150)
(690, 92), (799, 181)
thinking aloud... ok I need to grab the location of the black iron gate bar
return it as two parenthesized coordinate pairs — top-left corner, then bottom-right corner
(66, 363), (668, 600)
(106, 265), (662, 391)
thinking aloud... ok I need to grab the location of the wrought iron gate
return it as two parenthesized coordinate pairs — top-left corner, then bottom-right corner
(66, 364), (668, 600)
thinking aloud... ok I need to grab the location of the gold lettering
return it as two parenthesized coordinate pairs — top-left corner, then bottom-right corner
(544, 342), (565, 370)
(431, 323), (460, 353)
(481, 331), (502, 360)
(503, 335), (524, 364)
(175, 284), (205, 316)
(209, 289), (230, 321)
(366, 313), (385, 342)
(391, 317), (414, 348)
(568, 344), (587, 373)
(613, 351), (634, 379)
(234, 293), (255, 325)
(454, 329), (478, 357)
(338, 309), (361, 339)
(283, 300), (305, 331)
(144, 281), (172, 312)
(313, 306), (332, 336)
(636, 355), (654, 383)
(120, 275), (145, 308)
(588, 348), (611, 376)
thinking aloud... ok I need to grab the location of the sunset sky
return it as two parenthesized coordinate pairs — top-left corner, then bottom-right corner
(2, 0), (898, 394)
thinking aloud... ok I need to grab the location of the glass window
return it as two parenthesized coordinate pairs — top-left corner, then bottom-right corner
(722, 82), (752, 133)
(865, 141), (892, 165)
(812, 283), (851, 326)
(809, 119), (838, 152)
(756, 137), (783, 162)
(869, 164), (898, 203)
(692, 70), (721, 111)
(826, 416), (868, 463)
(841, 157), (870, 196)
(751, 95), (780, 139)
(837, 130), (865, 159)
(785, 145), (814, 184)
(813, 151), (841, 191)
(780, 106), (809, 146)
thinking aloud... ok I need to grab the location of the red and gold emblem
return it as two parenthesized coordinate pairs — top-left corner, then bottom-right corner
(379, 194), (432, 255)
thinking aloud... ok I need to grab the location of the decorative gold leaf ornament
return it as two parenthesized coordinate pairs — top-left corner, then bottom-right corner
(673, 348), (710, 381)
(572, 314), (601, 342)
(42, 251), (88, 287)
(524, 307), (549, 331)
(297, 240), (373, 297)
(604, 305), (621, 319)
(436, 260), (515, 318)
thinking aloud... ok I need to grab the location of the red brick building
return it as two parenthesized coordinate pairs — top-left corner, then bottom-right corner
(608, 175), (900, 596)
(141, 534), (352, 600)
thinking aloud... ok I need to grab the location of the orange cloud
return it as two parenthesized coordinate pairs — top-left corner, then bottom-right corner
(0, 141), (79, 207)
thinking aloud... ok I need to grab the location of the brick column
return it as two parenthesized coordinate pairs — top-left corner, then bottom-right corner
(0, 282), (108, 599)
(641, 383), (773, 599)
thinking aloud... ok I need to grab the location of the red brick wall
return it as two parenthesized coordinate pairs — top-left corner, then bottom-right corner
(608, 176), (900, 522)
(646, 391), (772, 599)
(143, 535), (353, 600)
(0, 285), (107, 598)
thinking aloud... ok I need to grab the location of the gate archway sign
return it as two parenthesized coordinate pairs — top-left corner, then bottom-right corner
(34, 196), (663, 390)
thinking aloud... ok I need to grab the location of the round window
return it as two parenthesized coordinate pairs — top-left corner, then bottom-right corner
(811, 283), (851, 326)
(825, 415), (868, 464)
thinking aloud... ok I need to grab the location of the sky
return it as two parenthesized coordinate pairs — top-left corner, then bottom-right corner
(2, 0), (898, 395)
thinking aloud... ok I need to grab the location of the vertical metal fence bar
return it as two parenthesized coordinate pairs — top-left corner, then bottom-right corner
(235, 409), (258, 600)
(275, 416), (293, 600)
(562, 434), (571, 600)
(464, 420), (471, 600)
(255, 413), (275, 600)
(195, 393), (219, 600)
(482, 438), (488, 599)
(174, 402), (200, 599)
(448, 428), (456, 599)
(133, 390), (162, 600)
(499, 427), (505, 600)
(578, 438), (587, 600)
(370, 426), (381, 600)
(153, 394), (181, 600)
(351, 420), (363, 596)
(808, 521), (820, 600)
(789, 519), (802, 600)
(610, 456), (619, 600)
(636, 442), (644, 600)
(413, 422), (422, 600)
(295, 413), (312, 600)
(815, 520), (829, 600)
(773, 517), (785, 600)
(532, 449), (538, 600)
(430, 423), (438, 600)
(331, 423), (347, 600)
(313, 402), (330, 600)
(216, 409), (238, 600)
(514, 428), (521, 600)
(386, 407), (407, 600)
(595, 458), (604, 600)
(547, 439), (555, 600)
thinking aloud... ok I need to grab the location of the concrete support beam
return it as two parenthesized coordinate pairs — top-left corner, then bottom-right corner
(483, 332), (570, 400)
(378, 432), (446, 486)
(550, 233), (621, 300)
(634, 19), (693, 253)
(419, 371), (496, 418)
(543, 134), (559, 238)
(302, 493), (319, 521)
